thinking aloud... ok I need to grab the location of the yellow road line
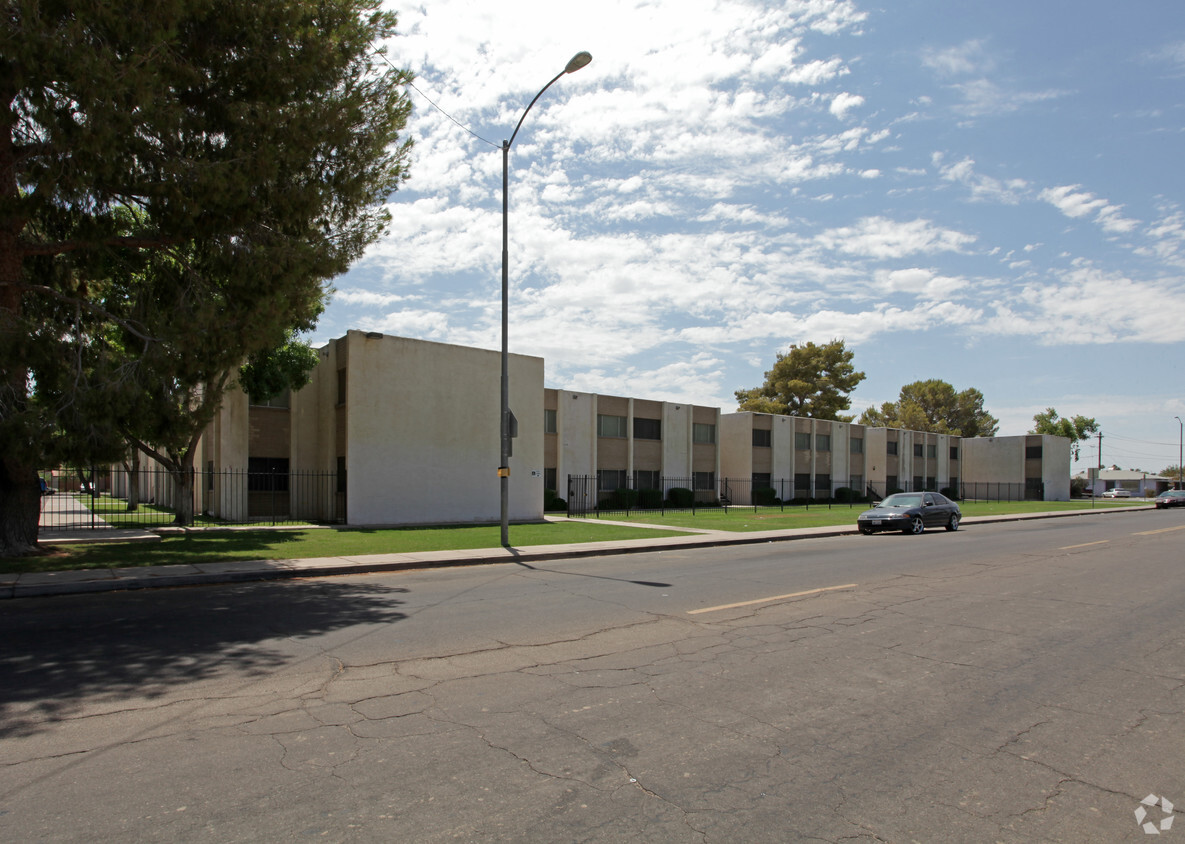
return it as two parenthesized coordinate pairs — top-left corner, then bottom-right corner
(1060, 540), (1110, 550)
(688, 583), (857, 614)
(1134, 526), (1185, 536)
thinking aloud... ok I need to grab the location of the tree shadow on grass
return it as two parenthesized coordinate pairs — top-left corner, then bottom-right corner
(0, 579), (408, 739)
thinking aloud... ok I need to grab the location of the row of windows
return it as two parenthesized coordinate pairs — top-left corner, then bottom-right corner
(568, 413), (717, 444)
(547, 412), (961, 461)
(780, 434), (958, 460)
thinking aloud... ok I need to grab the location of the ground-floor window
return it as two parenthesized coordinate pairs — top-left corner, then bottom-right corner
(598, 469), (627, 491)
(634, 469), (660, 490)
(248, 457), (289, 491)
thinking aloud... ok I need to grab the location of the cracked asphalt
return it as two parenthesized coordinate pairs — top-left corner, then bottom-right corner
(1, 508), (1183, 842)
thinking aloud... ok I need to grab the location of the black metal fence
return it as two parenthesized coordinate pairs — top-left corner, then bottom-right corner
(38, 467), (345, 532)
(565, 475), (1040, 518)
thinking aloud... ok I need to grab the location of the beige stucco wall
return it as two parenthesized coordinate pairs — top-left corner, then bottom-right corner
(960, 434), (1069, 500)
(961, 436), (1022, 484)
(200, 388), (250, 521)
(339, 331), (544, 526)
(1039, 434), (1072, 500)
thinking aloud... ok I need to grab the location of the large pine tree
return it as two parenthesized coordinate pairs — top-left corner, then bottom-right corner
(0, 0), (414, 554)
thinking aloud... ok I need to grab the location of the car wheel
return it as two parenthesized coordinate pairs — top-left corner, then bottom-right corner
(946, 513), (960, 532)
(904, 516), (924, 535)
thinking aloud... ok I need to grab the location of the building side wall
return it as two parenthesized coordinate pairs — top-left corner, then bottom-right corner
(342, 331), (544, 526)
(1040, 434), (1072, 500)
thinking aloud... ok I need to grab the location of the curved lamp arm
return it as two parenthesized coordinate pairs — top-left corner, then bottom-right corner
(507, 52), (592, 148)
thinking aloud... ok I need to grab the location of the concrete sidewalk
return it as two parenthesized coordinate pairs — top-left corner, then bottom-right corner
(3, 506), (1150, 599)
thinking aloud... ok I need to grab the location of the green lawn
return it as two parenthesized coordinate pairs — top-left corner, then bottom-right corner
(17, 498), (1150, 576)
(13, 521), (688, 575)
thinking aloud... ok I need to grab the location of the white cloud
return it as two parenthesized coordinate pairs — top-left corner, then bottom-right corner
(1039, 185), (1140, 234)
(302, 0), (1185, 474)
(830, 91), (865, 120)
(816, 217), (977, 259)
(922, 39), (994, 76)
(936, 155), (1026, 204)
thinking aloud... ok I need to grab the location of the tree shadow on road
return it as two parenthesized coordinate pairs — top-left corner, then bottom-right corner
(0, 579), (408, 739)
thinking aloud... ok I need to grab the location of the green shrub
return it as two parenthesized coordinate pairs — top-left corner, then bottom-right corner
(833, 486), (854, 503)
(543, 489), (567, 512)
(637, 488), (664, 509)
(940, 487), (958, 500)
(602, 488), (638, 510)
(667, 487), (694, 508)
(753, 486), (778, 506)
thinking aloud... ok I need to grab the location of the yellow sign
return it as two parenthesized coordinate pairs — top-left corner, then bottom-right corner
(497, 467), (510, 478)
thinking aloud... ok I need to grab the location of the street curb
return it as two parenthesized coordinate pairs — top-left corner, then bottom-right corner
(4, 505), (1154, 599)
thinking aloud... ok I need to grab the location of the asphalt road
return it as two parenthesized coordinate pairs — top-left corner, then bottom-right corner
(1, 509), (1183, 842)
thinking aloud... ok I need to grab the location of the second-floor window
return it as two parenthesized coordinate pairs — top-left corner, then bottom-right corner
(597, 414), (627, 438)
(634, 417), (661, 440)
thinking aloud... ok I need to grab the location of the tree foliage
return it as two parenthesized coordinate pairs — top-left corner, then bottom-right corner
(1030, 408), (1099, 461)
(239, 332), (321, 403)
(0, 0), (414, 551)
(859, 380), (999, 437)
(735, 340), (865, 421)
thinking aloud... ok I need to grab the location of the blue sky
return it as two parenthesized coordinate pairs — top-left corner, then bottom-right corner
(314, 0), (1185, 475)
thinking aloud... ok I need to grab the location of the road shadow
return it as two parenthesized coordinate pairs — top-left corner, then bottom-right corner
(0, 579), (408, 739)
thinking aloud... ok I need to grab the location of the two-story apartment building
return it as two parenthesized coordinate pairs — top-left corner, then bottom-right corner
(179, 331), (1071, 527)
(719, 412), (960, 502)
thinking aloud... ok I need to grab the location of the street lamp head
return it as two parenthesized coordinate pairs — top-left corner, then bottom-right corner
(565, 51), (593, 74)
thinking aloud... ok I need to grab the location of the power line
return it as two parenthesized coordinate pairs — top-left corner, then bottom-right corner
(374, 46), (499, 148)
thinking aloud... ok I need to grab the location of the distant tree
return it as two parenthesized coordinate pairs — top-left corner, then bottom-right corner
(735, 340), (865, 421)
(860, 380), (999, 437)
(1029, 408), (1100, 461)
(1163, 465), (1183, 483)
(1, 0), (414, 552)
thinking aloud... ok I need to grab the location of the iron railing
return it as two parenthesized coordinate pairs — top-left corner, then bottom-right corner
(565, 475), (1039, 518)
(38, 467), (345, 532)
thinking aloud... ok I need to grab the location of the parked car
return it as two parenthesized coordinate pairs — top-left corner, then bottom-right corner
(1154, 490), (1185, 509)
(857, 491), (961, 535)
(1101, 488), (1132, 498)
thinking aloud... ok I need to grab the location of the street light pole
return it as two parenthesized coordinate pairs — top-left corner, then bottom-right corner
(500, 51), (592, 548)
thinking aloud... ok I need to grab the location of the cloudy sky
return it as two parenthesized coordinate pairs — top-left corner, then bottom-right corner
(316, 0), (1185, 475)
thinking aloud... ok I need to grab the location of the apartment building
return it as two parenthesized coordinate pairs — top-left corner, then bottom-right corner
(543, 388), (721, 509)
(961, 434), (1071, 500)
(719, 412), (959, 502)
(187, 331), (1070, 528)
(200, 330), (545, 526)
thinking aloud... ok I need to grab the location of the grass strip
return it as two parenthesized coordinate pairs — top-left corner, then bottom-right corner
(12, 522), (689, 575)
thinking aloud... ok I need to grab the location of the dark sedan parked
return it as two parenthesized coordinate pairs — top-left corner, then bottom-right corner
(857, 491), (961, 535)
(1154, 490), (1185, 509)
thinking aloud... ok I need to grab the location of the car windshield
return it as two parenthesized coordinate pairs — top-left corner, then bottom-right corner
(880, 493), (922, 508)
